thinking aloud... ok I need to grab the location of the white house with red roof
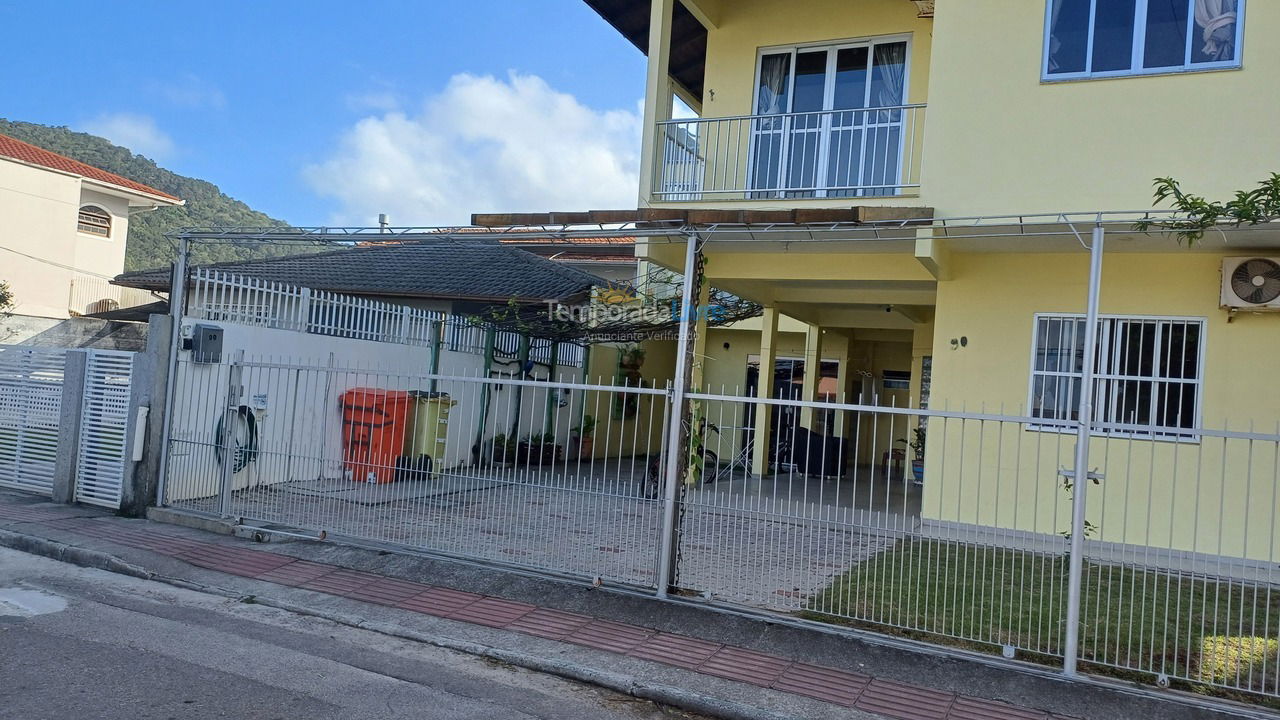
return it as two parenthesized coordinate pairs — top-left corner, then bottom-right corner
(0, 133), (182, 323)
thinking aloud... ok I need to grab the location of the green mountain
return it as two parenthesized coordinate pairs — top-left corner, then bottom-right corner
(0, 119), (307, 271)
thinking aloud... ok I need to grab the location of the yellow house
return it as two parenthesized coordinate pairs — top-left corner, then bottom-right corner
(576, 0), (1279, 564)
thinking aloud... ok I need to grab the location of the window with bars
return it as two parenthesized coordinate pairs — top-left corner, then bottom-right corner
(1029, 314), (1204, 436)
(77, 205), (111, 237)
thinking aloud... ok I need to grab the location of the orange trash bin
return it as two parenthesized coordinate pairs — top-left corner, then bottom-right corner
(339, 388), (411, 484)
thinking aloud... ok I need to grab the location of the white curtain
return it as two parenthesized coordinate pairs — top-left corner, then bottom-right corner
(872, 42), (907, 108)
(1194, 0), (1237, 61)
(1048, 0), (1067, 72)
(756, 54), (790, 115)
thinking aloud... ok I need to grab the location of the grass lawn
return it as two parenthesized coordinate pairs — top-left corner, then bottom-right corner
(806, 539), (1280, 699)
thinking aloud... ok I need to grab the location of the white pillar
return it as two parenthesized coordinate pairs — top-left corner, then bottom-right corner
(799, 323), (825, 430)
(750, 306), (779, 477)
(637, 0), (674, 207)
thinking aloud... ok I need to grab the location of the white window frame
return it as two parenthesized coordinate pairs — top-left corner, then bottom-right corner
(1041, 0), (1245, 81)
(1026, 313), (1207, 439)
(76, 205), (112, 238)
(749, 33), (913, 198)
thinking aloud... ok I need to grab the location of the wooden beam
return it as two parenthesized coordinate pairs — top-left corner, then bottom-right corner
(638, 208), (688, 222)
(588, 209), (643, 224)
(548, 211), (592, 224)
(741, 210), (795, 224)
(471, 212), (551, 226)
(854, 206), (935, 223)
(793, 208), (861, 224)
(686, 209), (744, 224)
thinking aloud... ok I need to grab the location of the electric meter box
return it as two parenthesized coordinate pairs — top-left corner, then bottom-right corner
(191, 324), (224, 364)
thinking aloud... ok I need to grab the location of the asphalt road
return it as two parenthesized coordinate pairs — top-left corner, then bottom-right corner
(0, 548), (702, 720)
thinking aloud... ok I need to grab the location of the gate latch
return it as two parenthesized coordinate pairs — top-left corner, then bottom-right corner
(1059, 467), (1104, 483)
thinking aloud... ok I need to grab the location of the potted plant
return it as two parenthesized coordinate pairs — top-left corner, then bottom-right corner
(486, 433), (518, 466)
(570, 414), (596, 460)
(518, 432), (563, 465)
(618, 345), (646, 371)
(897, 427), (926, 483)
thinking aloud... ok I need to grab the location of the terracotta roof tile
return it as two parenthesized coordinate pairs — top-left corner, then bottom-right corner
(114, 241), (603, 303)
(0, 133), (181, 202)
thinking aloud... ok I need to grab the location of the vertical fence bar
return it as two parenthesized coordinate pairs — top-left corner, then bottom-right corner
(1064, 224), (1105, 676)
(217, 350), (245, 518)
(656, 230), (697, 598)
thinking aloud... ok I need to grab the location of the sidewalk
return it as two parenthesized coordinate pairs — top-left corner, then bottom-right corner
(0, 491), (1262, 720)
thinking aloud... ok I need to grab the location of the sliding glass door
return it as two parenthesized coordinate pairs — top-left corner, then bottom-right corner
(749, 37), (908, 198)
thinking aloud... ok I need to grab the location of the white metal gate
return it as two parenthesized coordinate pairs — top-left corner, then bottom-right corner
(0, 345), (67, 495)
(75, 350), (136, 508)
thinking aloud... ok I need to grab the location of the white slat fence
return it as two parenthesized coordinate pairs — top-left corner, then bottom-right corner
(75, 350), (136, 508)
(0, 346), (67, 495)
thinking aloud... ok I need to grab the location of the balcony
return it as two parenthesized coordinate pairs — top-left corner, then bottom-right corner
(653, 104), (925, 202)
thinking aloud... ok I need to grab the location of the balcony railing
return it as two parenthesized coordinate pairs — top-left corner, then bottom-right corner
(653, 104), (925, 202)
(68, 273), (158, 317)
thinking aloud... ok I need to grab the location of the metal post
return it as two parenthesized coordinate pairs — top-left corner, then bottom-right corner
(1063, 224), (1105, 676)
(544, 341), (559, 433)
(218, 350), (244, 518)
(154, 235), (188, 507)
(473, 325), (497, 457)
(428, 318), (444, 394)
(656, 229), (699, 598)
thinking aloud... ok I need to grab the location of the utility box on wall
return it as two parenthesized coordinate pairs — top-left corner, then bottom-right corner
(190, 324), (224, 363)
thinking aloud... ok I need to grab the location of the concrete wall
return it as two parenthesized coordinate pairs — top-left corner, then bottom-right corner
(0, 160), (131, 319)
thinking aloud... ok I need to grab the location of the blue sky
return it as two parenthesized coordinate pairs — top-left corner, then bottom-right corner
(0, 0), (647, 225)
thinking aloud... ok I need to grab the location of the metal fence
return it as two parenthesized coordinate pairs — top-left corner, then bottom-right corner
(0, 345), (67, 495)
(74, 350), (136, 508)
(156, 349), (1280, 702)
(0, 345), (137, 508)
(162, 355), (670, 587)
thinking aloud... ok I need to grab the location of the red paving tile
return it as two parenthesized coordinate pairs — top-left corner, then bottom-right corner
(629, 632), (722, 670)
(564, 619), (655, 653)
(948, 696), (1048, 720)
(298, 568), (385, 595)
(855, 679), (956, 720)
(176, 546), (296, 576)
(345, 577), (431, 606)
(771, 662), (870, 707)
(254, 560), (334, 587)
(505, 607), (592, 640)
(396, 587), (483, 617)
(448, 597), (536, 627)
(700, 645), (793, 686)
(0, 495), (1060, 720)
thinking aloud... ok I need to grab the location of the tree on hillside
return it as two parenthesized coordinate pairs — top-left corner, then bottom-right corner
(0, 119), (317, 271)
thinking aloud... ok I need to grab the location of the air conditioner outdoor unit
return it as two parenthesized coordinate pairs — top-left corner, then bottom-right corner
(1221, 257), (1280, 311)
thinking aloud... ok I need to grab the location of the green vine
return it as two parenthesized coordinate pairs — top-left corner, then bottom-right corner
(1135, 173), (1280, 244)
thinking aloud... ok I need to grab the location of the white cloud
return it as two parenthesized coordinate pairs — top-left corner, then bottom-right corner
(305, 72), (641, 226)
(81, 113), (176, 160)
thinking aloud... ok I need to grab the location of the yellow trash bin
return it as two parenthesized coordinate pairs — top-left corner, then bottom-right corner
(400, 391), (455, 480)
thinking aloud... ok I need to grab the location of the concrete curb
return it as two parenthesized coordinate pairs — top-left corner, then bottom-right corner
(0, 528), (802, 720)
